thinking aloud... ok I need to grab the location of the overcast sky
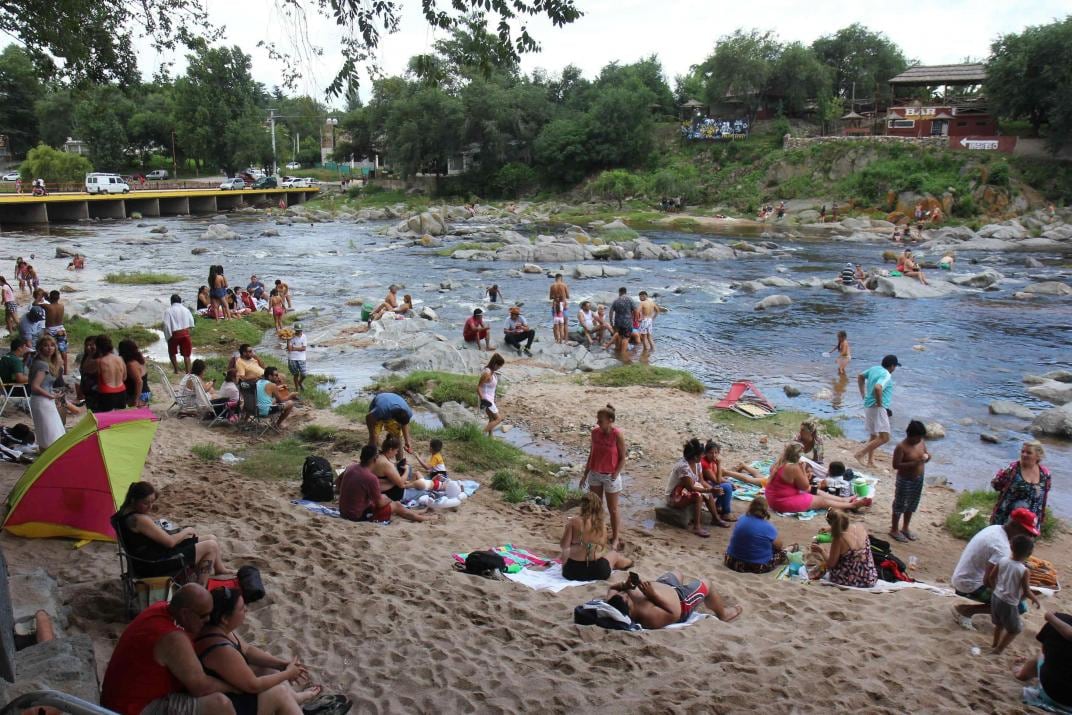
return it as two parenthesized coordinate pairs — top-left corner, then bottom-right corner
(139, 0), (1069, 106)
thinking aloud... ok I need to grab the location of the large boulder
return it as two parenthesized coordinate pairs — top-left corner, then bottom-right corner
(496, 244), (535, 262)
(759, 276), (798, 288)
(923, 226), (977, 242)
(402, 211), (448, 236)
(872, 276), (959, 299)
(1022, 281), (1072, 296)
(589, 244), (629, 261)
(1018, 238), (1063, 250)
(977, 223), (1027, 240)
(690, 245), (737, 261)
(955, 237), (1018, 251)
(532, 243), (588, 262)
(950, 268), (1003, 289)
(988, 400), (1034, 420)
(1030, 403), (1072, 440)
(497, 230), (531, 246)
(200, 223), (239, 241)
(1042, 224), (1072, 241)
(54, 246), (80, 258)
(754, 294), (791, 311)
(1027, 380), (1072, 406)
(75, 297), (169, 330)
(574, 265), (630, 279)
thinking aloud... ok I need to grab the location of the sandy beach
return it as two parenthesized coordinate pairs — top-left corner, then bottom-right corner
(1, 366), (1068, 713)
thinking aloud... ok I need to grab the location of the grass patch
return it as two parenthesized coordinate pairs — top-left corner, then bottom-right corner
(236, 438), (310, 481)
(435, 242), (503, 257)
(297, 424), (337, 442)
(104, 271), (184, 285)
(65, 315), (159, 349)
(372, 371), (480, 407)
(708, 408), (844, 439)
(189, 315), (270, 351)
(600, 227), (640, 243)
(589, 365), (704, 394)
(190, 443), (224, 462)
(334, 398), (370, 421)
(944, 490), (1060, 541)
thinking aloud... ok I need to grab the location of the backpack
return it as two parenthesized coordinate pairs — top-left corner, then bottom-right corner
(573, 600), (640, 631)
(869, 535), (911, 582)
(301, 456), (335, 502)
(463, 550), (506, 576)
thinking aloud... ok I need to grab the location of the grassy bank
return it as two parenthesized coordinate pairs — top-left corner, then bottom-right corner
(708, 407), (845, 439)
(371, 371), (481, 407)
(945, 489), (1059, 541)
(589, 365), (704, 394)
(105, 272), (184, 285)
(65, 315), (159, 349)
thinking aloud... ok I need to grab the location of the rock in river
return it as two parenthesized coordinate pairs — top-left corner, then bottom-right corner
(754, 295), (791, 311)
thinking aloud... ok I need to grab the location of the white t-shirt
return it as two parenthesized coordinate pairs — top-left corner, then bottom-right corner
(951, 524), (1010, 593)
(666, 458), (699, 498)
(993, 556), (1027, 605)
(162, 303), (195, 340)
(579, 309), (595, 330)
(287, 334), (307, 362)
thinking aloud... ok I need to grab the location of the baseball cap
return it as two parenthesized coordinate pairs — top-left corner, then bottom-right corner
(293, 323), (303, 331)
(881, 354), (901, 369)
(1009, 507), (1040, 536)
(28, 306), (45, 322)
(473, 308), (483, 316)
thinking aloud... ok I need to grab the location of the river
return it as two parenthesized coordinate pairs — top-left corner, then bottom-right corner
(4, 210), (1070, 514)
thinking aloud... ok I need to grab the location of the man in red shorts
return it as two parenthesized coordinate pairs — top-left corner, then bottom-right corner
(604, 571), (741, 629)
(163, 294), (195, 374)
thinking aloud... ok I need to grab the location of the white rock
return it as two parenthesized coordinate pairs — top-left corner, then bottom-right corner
(754, 295), (792, 311)
(1022, 281), (1072, 296)
(1027, 380), (1072, 406)
(419, 306), (437, 321)
(988, 400), (1034, 420)
(521, 263), (542, 274)
(950, 268), (1003, 288)
(1031, 403), (1072, 439)
(924, 422), (946, 439)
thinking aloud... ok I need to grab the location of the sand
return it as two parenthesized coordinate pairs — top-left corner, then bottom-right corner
(2, 371), (1069, 714)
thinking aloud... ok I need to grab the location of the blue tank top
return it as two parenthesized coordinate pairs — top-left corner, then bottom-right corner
(255, 379), (272, 415)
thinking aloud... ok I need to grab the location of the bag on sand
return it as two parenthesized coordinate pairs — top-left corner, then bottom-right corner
(573, 600), (640, 631)
(463, 550), (506, 577)
(301, 456), (335, 502)
(237, 565), (266, 604)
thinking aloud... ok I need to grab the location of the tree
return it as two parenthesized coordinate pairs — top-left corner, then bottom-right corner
(596, 57), (675, 118)
(127, 82), (177, 168)
(648, 164), (701, 203)
(493, 162), (537, 198)
(73, 85), (135, 169)
(768, 42), (831, 117)
(812, 24), (908, 108)
(697, 30), (781, 121)
(1, 1), (579, 94)
(172, 45), (269, 175)
(533, 115), (589, 185)
(0, 45), (43, 157)
(987, 17), (1072, 151)
(34, 90), (75, 148)
(20, 143), (93, 183)
(584, 80), (655, 168)
(381, 85), (463, 177)
(590, 169), (644, 208)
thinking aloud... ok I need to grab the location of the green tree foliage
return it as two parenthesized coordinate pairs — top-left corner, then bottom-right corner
(533, 116), (590, 185)
(812, 23), (908, 107)
(381, 85), (464, 177)
(0, 45), (43, 157)
(987, 17), (1072, 152)
(173, 45), (269, 175)
(493, 162), (537, 198)
(73, 85), (135, 169)
(768, 42), (831, 116)
(127, 82), (177, 168)
(648, 164), (701, 203)
(697, 30), (780, 121)
(590, 169), (644, 208)
(34, 89), (75, 148)
(20, 143), (93, 183)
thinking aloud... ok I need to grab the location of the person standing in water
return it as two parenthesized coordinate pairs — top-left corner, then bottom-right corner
(831, 330), (851, 376)
(549, 274), (570, 344)
(636, 291), (658, 352)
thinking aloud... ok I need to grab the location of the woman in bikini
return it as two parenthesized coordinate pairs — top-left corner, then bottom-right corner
(195, 586), (325, 715)
(118, 339), (150, 408)
(764, 443), (870, 515)
(559, 492), (633, 581)
(268, 290), (285, 332)
(833, 330), (851, 376)
(810, 509), (878, 588)
(209, 266), (232, 321)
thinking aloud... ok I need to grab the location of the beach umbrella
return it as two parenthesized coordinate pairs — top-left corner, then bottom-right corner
(3, 408), (159, 541)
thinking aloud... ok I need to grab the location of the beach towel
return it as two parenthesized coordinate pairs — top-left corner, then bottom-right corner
(292, 500), (341, 518)
(451, 544), (554, 571)
(1023, 686), (1072, 714)
(574, 599), (712, 631)
(819, 575), (954, 597)
(509, 563), (596, 592)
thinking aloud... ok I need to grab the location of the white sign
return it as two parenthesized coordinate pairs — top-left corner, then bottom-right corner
(959, 138), (999, 150)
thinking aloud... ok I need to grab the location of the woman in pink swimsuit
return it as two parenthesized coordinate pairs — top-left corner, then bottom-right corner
(764, 443), (870, 514)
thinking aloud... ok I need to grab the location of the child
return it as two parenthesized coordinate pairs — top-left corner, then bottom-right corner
(986, 534), (1041, 654)
(268, 289), (285, 332)
(890, 420), (930, 543)
(408, 438), (449, 491)
(552, 300), (565, 344)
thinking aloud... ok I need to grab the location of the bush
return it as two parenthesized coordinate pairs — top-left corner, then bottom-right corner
(987, 162), (1010, 188)
(105, 272), (184, 285)
(647, 164), (701, 203)
(493, 162), (538, 199)
(944, 490), (1059, 541)
(190, 444), (224, 462)
(372, 371), (480, 407)
(21, 144), (93, 184)
(589, 365), (704, 393)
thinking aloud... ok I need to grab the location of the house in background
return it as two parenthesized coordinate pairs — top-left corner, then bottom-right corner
(62, 138), (90, 156)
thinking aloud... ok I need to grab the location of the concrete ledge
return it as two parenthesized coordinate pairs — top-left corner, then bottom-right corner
(0, 634), (99, 703)
(654, 506), (720, 529)
(126, 198), (161, 217)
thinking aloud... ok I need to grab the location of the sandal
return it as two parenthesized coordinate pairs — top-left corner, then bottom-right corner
(890, 531), (908, 543)
(903, 530), (918, 541)
(692, 529), (711, 538)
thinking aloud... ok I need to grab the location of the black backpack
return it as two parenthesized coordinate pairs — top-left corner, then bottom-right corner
(464, 550), (506, 576)
(301, 456), (335, 502)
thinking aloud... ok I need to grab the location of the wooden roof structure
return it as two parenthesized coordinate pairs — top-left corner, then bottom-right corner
(889, 64), (986, 87)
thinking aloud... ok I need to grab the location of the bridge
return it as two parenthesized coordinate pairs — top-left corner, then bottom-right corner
(0, 187), (320, 225)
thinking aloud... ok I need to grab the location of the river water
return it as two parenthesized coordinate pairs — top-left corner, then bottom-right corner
(4, 211), (1070, 514)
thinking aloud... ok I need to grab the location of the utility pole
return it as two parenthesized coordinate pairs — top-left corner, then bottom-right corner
(268, 108), (278, 176)
(171, 129), (178, 179)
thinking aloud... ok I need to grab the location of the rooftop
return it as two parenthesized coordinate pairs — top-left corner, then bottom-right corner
(889, 63), (987, 87)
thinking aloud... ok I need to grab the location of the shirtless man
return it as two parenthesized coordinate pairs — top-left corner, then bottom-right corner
(274, 279), (292, 310)
(635, 291), (658, 352)
(43, 290), (68, 372)
(95, 335), (129, 412)
(605, 572), (741, 629)
(897, 249), (928, 285)
(890, 419), (930, 543)
(369, 285), (399, 322)
(549, 274), (570, 344)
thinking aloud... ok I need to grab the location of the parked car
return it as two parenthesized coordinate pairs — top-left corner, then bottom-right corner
(219, 177), (246, 190)
(1, 171), (19, 181)
(244, 168), (266, 180)
(280, 176), (306, 188)
(85, 173), (131, 194)
(146, 169), (169, 180)
(285, 161), (302, 169)
(251, 176), (278, 189)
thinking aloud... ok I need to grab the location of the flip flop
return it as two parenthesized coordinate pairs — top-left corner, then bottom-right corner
(890, 531), (908, 543)
(713, 520), (731, 529)
(692, 529), (711, 538)
(903, 530), (918, 541)
(303, 695), (348, 715)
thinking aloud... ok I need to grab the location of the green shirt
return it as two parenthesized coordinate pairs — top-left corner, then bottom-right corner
(0, 353), (26, 384)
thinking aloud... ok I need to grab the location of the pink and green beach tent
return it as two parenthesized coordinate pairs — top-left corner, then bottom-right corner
(3, 408), (159, 541)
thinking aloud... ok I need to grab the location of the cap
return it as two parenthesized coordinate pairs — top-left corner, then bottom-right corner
(846, 262), (854, 268)
(881, 354), (901, 369)
(293, 323), (303, 331)
(509, 306), (521, 315)
(473, 308), (483, 316)
(1009, 508), (1040, 536)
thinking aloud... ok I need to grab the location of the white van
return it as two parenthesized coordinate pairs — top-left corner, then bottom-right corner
(85, 173), (130, 194)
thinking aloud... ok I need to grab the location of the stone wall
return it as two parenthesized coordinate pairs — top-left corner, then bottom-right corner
(782, 135), (948, 151)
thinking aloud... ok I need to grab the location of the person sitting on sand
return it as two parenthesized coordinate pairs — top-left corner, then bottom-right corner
(604, 572), (741, 629)
(118, 339), (150, 408)
(896, 249), (928, 285)
(101, 584), (247, 715)
(197, 285), (211, 312)
(369, 285), (399, 322)
(365, 392), (414, 452)
(666, 438), (730, 536)
(810, 509), (878, 588)
(725, 496), (784, 573)
(1013, 611), (1072, 710)
(341, 445), (436, 524)
(113, 482), (230, 577)
(195, 586), (326, 714)
(795, 419), (825, 467)
(372, 435), (417, 502)
(463, 308), (494, 351)
(560, 492), (634, 581)
(764, 443), (871, 515)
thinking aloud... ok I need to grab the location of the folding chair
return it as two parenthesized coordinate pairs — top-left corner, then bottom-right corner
(0, 377), (30, 418)
(109, 514), (190, 619)
(237, 380), (276, 437)
(191, 377), (235, 428)
(151, 363), (197, 418)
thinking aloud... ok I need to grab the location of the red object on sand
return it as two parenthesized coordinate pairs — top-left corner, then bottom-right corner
(714, 381), (774, 411)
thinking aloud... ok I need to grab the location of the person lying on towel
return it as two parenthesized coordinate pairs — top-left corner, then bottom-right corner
(603, 571), (741, 629)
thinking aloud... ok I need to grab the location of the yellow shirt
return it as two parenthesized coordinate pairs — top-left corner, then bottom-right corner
(235, 357), (264, 380)
(428, 453), (446, 474)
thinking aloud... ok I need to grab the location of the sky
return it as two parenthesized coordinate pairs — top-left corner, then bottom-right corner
(137, 0), (1070, 106)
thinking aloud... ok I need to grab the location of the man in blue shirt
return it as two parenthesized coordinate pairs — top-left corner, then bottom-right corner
(854, 354), (900, 468)
(364, 391), (414, 452)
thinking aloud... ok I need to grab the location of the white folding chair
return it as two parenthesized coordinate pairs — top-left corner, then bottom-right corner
(0, 377), (30, 417)
(151, 363), (198, 418)
(190, 376), (234, 428)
